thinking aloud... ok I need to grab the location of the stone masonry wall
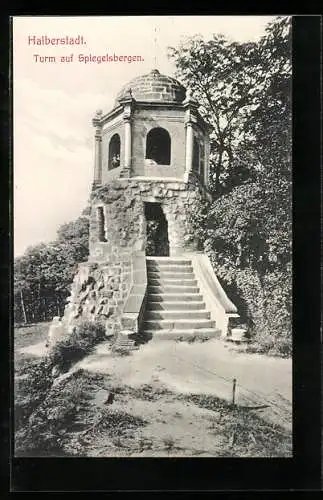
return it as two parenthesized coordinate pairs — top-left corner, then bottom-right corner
(131, 108), (186, 178)
(61, 177), (209, 337)
(89, 177), (209, 260)
(62, 259), (132, 337)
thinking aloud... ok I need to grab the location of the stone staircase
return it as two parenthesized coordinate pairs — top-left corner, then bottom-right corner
(142, 257), (221, 341)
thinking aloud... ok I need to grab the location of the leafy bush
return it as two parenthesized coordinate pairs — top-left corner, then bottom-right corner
(14, 211), (90, 325)
(169, 17), (292, 358)
(15, 358), (53, 431)
(47, 320), (106, 372)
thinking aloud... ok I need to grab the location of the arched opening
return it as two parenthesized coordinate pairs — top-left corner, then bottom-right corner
(144, 202), (169, 257)
(146, 127), (171, 165)
(193, 136), (200, 174)
(108, 133), (121, 170)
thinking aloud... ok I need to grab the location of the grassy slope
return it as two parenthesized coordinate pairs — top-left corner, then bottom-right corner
(14, 322), (50, 370)
(14, 324), (292, 457)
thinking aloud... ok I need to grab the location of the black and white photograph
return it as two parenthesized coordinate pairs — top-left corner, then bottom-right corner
(13, 15), (293, 458)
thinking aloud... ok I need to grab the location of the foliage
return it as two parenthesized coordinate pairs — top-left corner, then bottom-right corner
(162, 435), (176, 454)
(15, 370), (93, 456)
(14, 211), (90, 324)
(170, 17), (292, 356)
(87, 408), (147, 438)
(146, 220), (170, 257)
(15, 367), (147, 457)
(47, 320), (106, 372)
(181, 392), (291, 456)
(168, 16), (291, 195)
(15, 358), (53, 432)
(111, 383), (173, 402)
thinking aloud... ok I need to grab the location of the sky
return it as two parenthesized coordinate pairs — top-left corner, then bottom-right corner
(13, 15), (277, 257)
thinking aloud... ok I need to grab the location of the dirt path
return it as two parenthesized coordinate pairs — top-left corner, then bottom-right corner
(85, 389), (233, 457)
(75, 338), (292, 432)
(17, 341), (48, 358)
(16, 333), (292, 432)
(15, 328), (292, 457)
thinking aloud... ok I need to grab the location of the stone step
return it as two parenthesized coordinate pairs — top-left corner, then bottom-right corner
(115, 338), (135, 346)
(143, 319), (216, 330)
(113, 338), (137, 351)
(147, 301), (206, 311)
(147, 266), (193, 274)
(148, 285), (200, 294)
(148, 293), (204, 302)
(148, 278), (197, 287)
(147, 269), (194, 277)
(146, 310), (211, 320)
(146, 258), (191, 266)
(142, 328), (221, 341)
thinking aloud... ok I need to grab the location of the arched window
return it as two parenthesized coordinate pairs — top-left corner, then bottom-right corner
(193, 136), (200, 174)
(108, 133), (121, 170)
(146, 127), (171, 165)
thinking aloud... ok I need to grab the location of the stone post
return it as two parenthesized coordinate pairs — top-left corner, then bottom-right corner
(118, 89), (134, 178)
(92, 110), (103, 186)
(183, 88), (198, 183)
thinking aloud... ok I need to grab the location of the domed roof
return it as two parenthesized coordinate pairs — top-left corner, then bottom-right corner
(115, 69), (186, 105)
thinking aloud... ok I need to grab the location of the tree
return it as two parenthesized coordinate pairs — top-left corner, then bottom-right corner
(14, 210), (90, 324)
(168, 16), (291, 196)
(171, 17), (292, 355)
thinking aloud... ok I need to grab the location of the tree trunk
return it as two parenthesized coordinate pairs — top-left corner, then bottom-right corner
(215, 150), (223, 195)
(38, 282), (41, 323)
(227, 145), (234, 183)
(20, 289), (27, 324)
(56, 296), (60, 317)
(42, 295), (46, 321)
(257, 270), (268, 324)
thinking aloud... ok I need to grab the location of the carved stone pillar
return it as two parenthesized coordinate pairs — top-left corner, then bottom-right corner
(183, 89), (198, 183)
(118, 89), (134, 178)
(92, 110), (103, 186)
(124, 116), (132, 169)
(185, 122), (194, 180)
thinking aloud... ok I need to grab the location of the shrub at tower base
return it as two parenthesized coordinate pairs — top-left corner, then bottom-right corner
(203, 181), (292, 357)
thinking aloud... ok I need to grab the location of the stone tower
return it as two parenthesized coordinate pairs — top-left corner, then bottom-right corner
(90, 68), (212, 261)
(63, 69), (240, 342)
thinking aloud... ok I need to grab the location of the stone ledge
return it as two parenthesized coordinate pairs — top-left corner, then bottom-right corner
(190, 253), (240, 338)
(121, 252), (147, 333)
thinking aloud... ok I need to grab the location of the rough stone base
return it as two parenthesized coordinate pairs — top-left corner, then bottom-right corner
(62, 260), (132, 337)
(89, 178), (210, 261)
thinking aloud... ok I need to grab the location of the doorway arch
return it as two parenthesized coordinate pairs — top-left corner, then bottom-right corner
(144, 202), (170, 256)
